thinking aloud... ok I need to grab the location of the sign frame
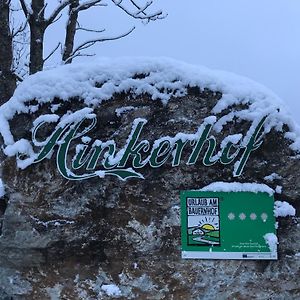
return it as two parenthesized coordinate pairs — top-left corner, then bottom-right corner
(180, 190), (277, 260)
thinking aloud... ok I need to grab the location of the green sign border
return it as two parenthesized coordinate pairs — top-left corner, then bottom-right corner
(180, 190), (277, 260)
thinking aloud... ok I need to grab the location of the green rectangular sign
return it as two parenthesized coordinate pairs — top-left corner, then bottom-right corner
(181, 190), (277, 260)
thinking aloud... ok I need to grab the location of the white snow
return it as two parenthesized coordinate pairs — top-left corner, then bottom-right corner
(58, 108), (95, 128)
(101, 284), (122, 297)
(95, 170), (105, 178)
(32, 114), (60, 127)
(275, 185), (282, 194)
(264, 173), (282, 182)
(30, 216), (75, 227)
(0, 179), (5, 197)
(274, 201), (296, 217)
(81, 136), (91, 143)
(3, 139), (37, 169)
(0, 57), (300, 169)
(115, 106), (136, 117)
(264, 233), (278, 253)
(133, 262), (138, 269)
(45, 284), (63, 300)
(50, 104), (61, 113)
(200, 182), (274, 196)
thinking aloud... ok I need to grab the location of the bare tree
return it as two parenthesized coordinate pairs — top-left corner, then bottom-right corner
(62, 0), (79, 63)
(21, 0), (164, 71)
(19, 0), (74, 74)
(62, 0), (164, 64)
(0, 0), (16, 105)
(0, 0), (165, 104)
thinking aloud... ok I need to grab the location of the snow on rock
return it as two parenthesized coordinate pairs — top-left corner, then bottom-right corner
(264, 173), (282, 182)
(95, 170), (106, 178)
(264, 233), (278, 253)
(0, 179), (5, 197)
(81, 136), (91, 144)
(275, 186), (282, 194)
(101, 284), (122, 297)
(45, 284), (63, 300)
(274, 201), (296, 217)
(3, 139), (37, 169)
(115, 106), (136, 117)
(200, 181), (274, 196)
(1, 57), (300, 168)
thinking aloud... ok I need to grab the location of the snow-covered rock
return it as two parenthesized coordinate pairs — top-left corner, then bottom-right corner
(0, 58), (299, 299)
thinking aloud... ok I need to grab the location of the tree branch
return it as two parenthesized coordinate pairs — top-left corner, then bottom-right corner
(68, 26), (135, 62)
(19, 0), (32, 17)
(11, 20), (28, 38)
(74, 0), (103, 12)
(52, 13), (63, 24)
(38, 2), (48, 20)
(76, 26), (105, 33)
(129, 0), (144, 13)
(14, 72), (24, 82)
(111, 0), (164, 21)
(65, 52), (95, 63)
(44, 42), (61, 63)
(46, 0), (71, 26)
(130, 0), (151, 16)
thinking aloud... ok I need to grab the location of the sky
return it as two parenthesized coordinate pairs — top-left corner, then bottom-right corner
(40, 0), (300, 122)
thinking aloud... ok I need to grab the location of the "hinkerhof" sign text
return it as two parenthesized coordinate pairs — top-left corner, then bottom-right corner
(31, 113), (267, 181)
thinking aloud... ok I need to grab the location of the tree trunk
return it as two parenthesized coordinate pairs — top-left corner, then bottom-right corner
(29, 23), (45, 74)
(29, 0), (46, 74)
(0, 0), (16, 105)
(62, 0), (79, 64)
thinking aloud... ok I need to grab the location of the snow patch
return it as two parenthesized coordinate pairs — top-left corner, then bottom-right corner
(275, 185), (282, 194)
(274, 201), (296, 217)
(101, 284), (122, 297)
(81, 136), (91, 143)
(264, 173), (282, 182)
(200, 182), (274, 196)
(50, 103), (61, 113)
(58, 108), (95, 128)
(95, 170), (105, 178)
(30, 216), (75, 227)
(45, 284), (63, 300)
(264, 233), (278, 253)
(115, 106), (136, 117)
(32, 114), (60, 127)
(0, 179), (5, 197)
(4, 139), (37, 169)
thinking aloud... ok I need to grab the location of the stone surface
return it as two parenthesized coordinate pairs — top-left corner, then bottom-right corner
(0, 88), (299, 299)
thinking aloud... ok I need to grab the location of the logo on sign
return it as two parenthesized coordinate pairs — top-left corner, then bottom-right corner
(29, 112), (267, 181)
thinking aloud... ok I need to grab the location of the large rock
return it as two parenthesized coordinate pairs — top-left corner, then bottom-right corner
(0, 58), (299, 299)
